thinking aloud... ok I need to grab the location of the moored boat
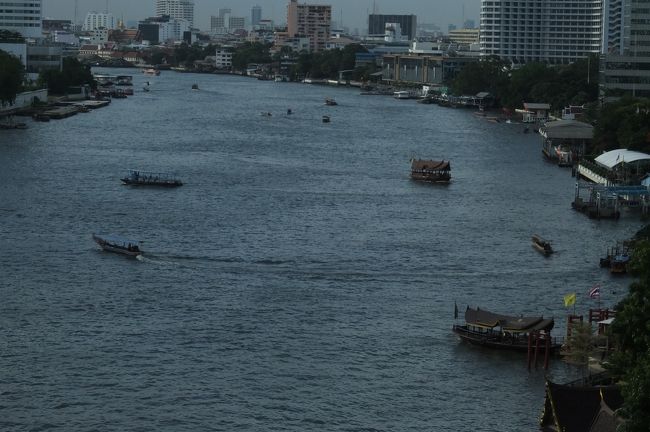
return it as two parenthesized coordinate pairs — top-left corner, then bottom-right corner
(532, 234), (553, 256)
(610, 253), (630, 274)
(410, 159), (451, 183)
(452, 306), (562, 353)
(92, 233), (142, 257)
(121, 170), (183, 187)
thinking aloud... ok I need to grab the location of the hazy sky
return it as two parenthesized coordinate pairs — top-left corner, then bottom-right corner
(43, 0), (481, 32)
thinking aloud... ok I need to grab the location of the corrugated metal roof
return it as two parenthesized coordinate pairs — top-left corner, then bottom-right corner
(541, 119), (593, 139)
(524, 102), (550, 110)
(595, 149), (650, 169)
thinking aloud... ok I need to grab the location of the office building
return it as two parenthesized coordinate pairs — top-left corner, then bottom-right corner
(229, 17), (246, 30)
(600, 0), (650, 98)
(83, 12), (116, 31)
(156, 0), (194, 27)
(368, 14), (417, 41)
(252, 5), (262, 27)
(480, 0), (602, 64)
(287, 0), (332, 52)
(0, 0), (42, 39)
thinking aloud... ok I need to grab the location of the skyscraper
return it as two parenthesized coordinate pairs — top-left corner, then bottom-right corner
(156, 0), (194, 27)
(0, 0), (42, 38)
(480, 0), (601, 65)
(600, 0), (650, 97)
(252, 5), (262, 27)
(287, 0), (331, 52)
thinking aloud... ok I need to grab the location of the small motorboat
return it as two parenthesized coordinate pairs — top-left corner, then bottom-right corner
(92, 233), (142, 257)
(532, 234), (553, 256)
(324, 97), (337, 106)
(191, 83), (199, 90)
(322, 115), (330, 123)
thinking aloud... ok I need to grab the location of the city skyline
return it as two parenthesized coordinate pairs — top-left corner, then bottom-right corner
(43, 0), (480, 32)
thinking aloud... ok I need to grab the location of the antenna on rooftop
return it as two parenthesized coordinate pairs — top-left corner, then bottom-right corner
(74, 0), (78, 28)
(106, 0), (109, 14)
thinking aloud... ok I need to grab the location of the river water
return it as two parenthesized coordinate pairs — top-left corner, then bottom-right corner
(0, 69), (640, 431)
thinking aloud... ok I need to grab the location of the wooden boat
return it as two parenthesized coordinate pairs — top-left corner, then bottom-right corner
(121, 170), (183, 187)
(92, 233), (142, 257)
(322, 115), (330, 123)
(532, 234), (553, 256)
(410, 159), (451, 183)
(191, 83), (199, 90)
(324, 97), (337, 106)
(610, 253), (630, 274)
(452, 306), (562, 353)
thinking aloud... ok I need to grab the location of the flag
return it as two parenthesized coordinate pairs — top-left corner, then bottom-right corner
(588, 285), (601, 299)
(564, 293), (577, 307)
(454, 301), (459, 319)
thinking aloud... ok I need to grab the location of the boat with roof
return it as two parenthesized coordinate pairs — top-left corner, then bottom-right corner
(452, 306), (563, 352)
(410, 159), (451, 183)
(121, 170), (183, 187)
(92, 233), (142, 257)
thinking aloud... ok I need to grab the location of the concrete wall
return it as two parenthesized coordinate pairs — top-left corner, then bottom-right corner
(0, 89), (48, 114)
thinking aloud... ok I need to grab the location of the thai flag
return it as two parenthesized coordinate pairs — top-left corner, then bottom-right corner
(588, 285), (601, 299)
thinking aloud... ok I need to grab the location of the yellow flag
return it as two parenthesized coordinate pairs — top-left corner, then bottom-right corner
(564, 293), (576, 307)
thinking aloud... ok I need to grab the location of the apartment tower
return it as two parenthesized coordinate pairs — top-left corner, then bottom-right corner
(287, 0), (332, 52)
(0, 0), (42, 38)
(480, 0), (602, 64)
(600, 0), (650, 97)
(156, 0), (194, 27)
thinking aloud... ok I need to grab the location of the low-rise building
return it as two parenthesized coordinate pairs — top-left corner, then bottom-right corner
(215, 48), (233, 69)
(381, 54), (477, 84)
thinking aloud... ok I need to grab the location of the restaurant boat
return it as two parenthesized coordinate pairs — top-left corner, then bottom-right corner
(92, 233), (142, 257)
(452, 306), (562, 353)
(410, 159), (451, 183)
(532, 234), (553, 256)
(121, 170), (183, 187)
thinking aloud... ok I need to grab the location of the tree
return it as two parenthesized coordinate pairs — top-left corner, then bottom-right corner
(0, 49), (24, 107)
(450, 56), (509, 98)
(606, 239), (650, 431)
(38, 57), (94, 95)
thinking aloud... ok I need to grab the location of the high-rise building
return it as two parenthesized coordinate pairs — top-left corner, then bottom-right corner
(287, 0), (332, 52)
(0, 0), (42, 38)
(83, 12), (116, 31)
(600, 0), (650, 97)
(252, 5), (262, 27)
(480, 0), (602, 65)
(156, 0), (194, 27)
(368, 14), (417, 41)
(229, 17), (246, 31)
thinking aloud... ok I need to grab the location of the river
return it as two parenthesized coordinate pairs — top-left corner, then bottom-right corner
(0, 69), (640, 431)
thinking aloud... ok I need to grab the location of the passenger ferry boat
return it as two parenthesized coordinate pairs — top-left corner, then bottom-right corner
(121, 170), (183, 187)
(92, 233), (142, 257)
(452, 306), (562, 353)
(410, 159), (451, 183)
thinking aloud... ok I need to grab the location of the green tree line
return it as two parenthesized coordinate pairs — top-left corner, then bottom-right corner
(450, 55), (599, 111)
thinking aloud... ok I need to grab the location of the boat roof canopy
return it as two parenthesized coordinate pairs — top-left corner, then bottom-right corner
(411, 159), (450, 171)
(464, 306), (554, 332)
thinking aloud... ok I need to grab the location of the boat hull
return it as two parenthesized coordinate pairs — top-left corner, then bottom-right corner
(452, 325), (562, 353)
(92, 234), (141, 257)
(121, 178), (183, 187)
(410, 173), (451, 183)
